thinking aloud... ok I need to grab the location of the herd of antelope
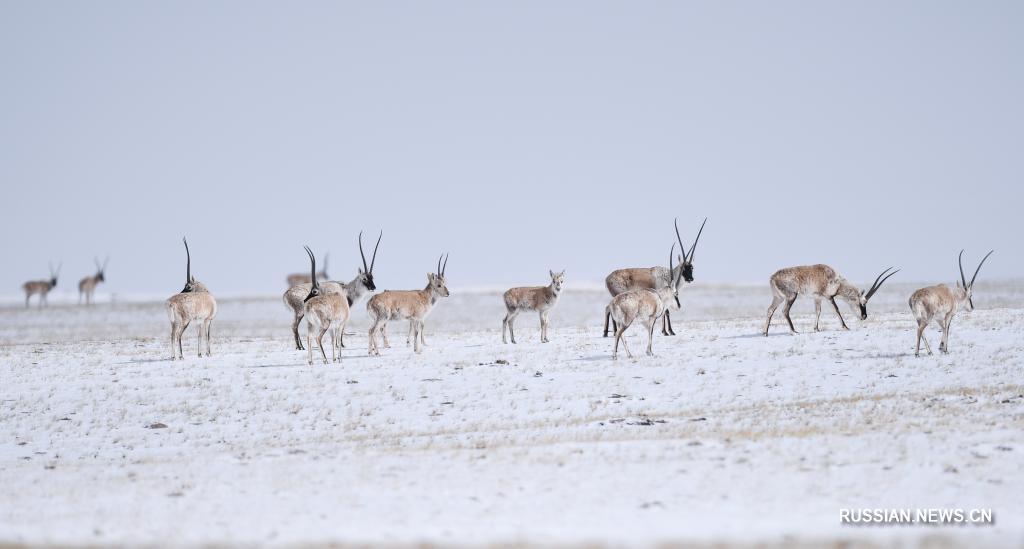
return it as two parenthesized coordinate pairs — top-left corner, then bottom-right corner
(19, 219), (995, 361)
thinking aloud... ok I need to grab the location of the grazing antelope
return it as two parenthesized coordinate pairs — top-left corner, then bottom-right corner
(300, 246), (350, 365)
(606, 250), (683, 359)
(78, 257), (108, 305)
(23, 263), (61, 308)
(909, 250), (993, 357)
(283, 231), (380, 350)
(502, 270), (566, 344)
(367, 254), (450, 356)
(604, 217), (706, 337)
(764, 264), (898, 336)
(165, 238), (217, 360)
(286, 253), (329, 287)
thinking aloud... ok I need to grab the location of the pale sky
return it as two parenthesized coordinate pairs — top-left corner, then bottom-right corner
(1, 1), (1021, 296)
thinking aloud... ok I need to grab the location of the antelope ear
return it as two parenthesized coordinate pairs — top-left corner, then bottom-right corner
(427, 272), (434, 282)
(358, 267), (365, 275)
(560, 270), (566, 277)
(549, 270), (555, 278)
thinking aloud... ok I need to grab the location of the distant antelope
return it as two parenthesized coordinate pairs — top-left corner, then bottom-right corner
(502, 270), (566, 344)
(367, 254), (450, 355)
(286, 253), (329, 287)
(78, 257), (108, 305)
(283, 231), (380, 350)
(909, 250), (993, 357)
(764, 264), (898, 336)
(606, 250), (683, 359)
(300, 246), (350, 365)
(23, 263), (60, 308)
(604, 217), (706, 337)
(165, 238), (217, 360)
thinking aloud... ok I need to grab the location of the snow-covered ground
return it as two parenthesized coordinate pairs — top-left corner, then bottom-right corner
(1, 281), (1022, 548)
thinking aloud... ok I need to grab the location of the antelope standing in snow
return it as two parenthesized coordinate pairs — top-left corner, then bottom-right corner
(606, 249), (683, 359)
(300, 246), (350, 365)
(764, 264), (898, 336)
(502, 270), (566, 344)
(367, 254), (450, 355)
(23, 263), (60, 308)
(286, 253), (329, 287)
(604, 218), (706, 337)
(909, 250), (993, 357)
(165, 238), (217, 360)
(283, 231), (380, 350)
(78, 257), (108, 305)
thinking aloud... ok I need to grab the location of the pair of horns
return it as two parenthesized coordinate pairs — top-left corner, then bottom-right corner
(675, 217), (707, 264)
(359, 231), (382, 274)
(49, 262), (61, 278)
(95, 256), (109, 272)
(436, 253), (448, 277)
(959, 249), (994, 290)
(864, 266), (899, 301)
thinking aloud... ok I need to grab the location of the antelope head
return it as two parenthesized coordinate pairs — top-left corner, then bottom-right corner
(428, 254), (450, 298)
(302, 246), (323, 302)
(94, 256), (109, 283)
(958, 249), (994, 311)
(357, 230), (382, 292)
(180, 237), (207, 293)
(49, 262), (61, 287)
(549, 269), (566, 293)
(849, 266), (899, 320)
(673, 217), (707, 287)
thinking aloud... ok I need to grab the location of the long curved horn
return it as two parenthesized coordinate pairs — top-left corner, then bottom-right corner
(674, 218), (688, 262)
(959, 249), (968, 289)
(687, 218), (707, 262)
(304, 245), (318, 288)
(183, 237), (191, 282)
(370, 231), (382, 273)
(969, 250), (994, 288)
(95, 257), (102, 271)
(669, 242), (679, 285)
(441, 253), (448, 277)
(864, 266), (899, 301)
(358, 231), (369, 273)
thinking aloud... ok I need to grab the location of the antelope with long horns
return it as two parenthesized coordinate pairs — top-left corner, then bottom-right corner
(286, 253), (329, 287)
(604, 218), (706, 337)
(283, 231), (380, 350)
(165, 238), (217, 360)
(367, 254), (450, 356)
(909, 250), (993, 357)
(78, 257), (108, 305)
(502, 270), (566, 344)
(764, 264), (898, 336)
(606, 249), (683, 359)
(300, 246), (350, 365)
(23, 263), (60, 308)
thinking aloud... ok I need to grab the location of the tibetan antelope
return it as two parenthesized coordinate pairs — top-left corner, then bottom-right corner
(909, 250), (993, 357)
(502, 270), (566, 344)
(165, 238), (217, 360)
(764, 264), (898, 336)
(300, 246), (350, 365)
(78, 257), (108, 305)
(606, 251), (683, 359)
(367, 254), (450, 355)
(286, 253), (329, 287)
(283, 231), (380, 350)
(604, 217), (706, 337)
(23, 263), (60, 308)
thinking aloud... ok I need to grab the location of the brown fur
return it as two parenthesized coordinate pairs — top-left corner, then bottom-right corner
(303, 292), (350, 365)
(22, 280), (56, 308)
(606, 287), (680, 359)
(502, 270), (564, 344)
(909, 284), (969, 357)
(765, 264), (866, 335)
(367, 273), (449, 355)
(165, 286), (217, 360)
